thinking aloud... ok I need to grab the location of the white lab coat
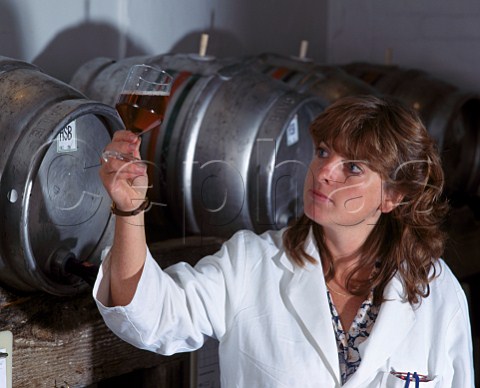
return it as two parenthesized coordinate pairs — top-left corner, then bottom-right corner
(93, 229), (475, 387)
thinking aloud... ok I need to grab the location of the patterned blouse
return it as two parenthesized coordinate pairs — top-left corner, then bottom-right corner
(326, 289), (380, 385)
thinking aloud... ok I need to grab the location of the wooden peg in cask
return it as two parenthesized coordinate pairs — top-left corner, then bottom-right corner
(299, 40), (309, 60)
(199, 33), (209, 57)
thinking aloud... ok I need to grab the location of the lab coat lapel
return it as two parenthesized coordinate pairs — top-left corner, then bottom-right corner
(277, 233), (341, 385)
(343, 276), (416, 387)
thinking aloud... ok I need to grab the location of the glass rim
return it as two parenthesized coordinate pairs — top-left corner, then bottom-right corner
(130, 63), (172, 78)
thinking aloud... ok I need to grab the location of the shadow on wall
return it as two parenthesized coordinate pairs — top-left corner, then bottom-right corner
(0, 2), (24, 59)
(33, 24), (244, 83)
(33, 22), (148, 83)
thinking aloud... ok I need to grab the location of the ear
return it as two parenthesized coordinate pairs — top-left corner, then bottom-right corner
(380, 189), (404, 214)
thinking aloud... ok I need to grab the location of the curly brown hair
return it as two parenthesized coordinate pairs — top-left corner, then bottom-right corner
(283, 95), (449, 305)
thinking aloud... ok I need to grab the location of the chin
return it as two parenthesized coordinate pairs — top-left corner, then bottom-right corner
(303, 205), (327, 226)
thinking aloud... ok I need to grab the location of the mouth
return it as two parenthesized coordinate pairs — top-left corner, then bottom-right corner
(309, 189), (333, 204)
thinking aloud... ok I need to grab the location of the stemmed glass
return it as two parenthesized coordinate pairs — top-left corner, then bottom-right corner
(62, 65), (173, 287)
(102, 64), (173, 162)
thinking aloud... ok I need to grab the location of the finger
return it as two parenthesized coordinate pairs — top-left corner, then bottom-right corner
(111, 132), (141, 156)
(100, 167), (148, 202)
(112, 130), (140, 143)
(101, 159), (147, 180)
(102, 141), (139, 159)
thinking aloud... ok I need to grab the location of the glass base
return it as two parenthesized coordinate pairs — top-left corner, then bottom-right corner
(101, 150), (139, 163)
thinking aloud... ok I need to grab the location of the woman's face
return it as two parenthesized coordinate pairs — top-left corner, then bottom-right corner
(303, 142), (392, 229)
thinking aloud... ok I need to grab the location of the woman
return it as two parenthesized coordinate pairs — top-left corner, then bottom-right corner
(94, 95), (474, 387)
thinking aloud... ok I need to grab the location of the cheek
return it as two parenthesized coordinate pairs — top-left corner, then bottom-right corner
(303, 166), (315, 194)
(335, 182), (383, 212)
(343, 196), (366, 213)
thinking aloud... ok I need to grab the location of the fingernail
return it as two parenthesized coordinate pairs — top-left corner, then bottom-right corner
(127, 133), (138, 141)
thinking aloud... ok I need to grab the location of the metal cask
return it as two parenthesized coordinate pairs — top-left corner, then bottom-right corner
(0, 56), (122, 295)
(71, 55), (324, 239)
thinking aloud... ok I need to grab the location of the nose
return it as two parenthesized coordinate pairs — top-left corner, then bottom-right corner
(316, 156), (343, 184)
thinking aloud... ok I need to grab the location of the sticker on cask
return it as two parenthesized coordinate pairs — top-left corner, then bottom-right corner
(57, 121), (78, 152)
(0, 330), (12, 388)
(286, 114), (299, 146)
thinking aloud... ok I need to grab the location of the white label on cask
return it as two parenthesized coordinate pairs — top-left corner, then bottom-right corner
(0, 330), (12, 388)
(286, 114), (299, 146)
(57, 121), (77, 152)
(0, 348), (6, 388)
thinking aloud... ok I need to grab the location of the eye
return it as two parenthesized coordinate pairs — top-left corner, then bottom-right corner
(346, 161), (363, 175)
(316, 146), (329, 158)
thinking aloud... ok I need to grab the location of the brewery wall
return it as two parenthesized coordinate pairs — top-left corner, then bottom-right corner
(2, 0), (480, 92)
(326, 0), (480, 93)
(0, 0), (327, 83)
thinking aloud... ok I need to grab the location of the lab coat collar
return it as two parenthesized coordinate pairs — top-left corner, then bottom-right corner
(277, 229), (342, 385)
(276, 228), (318, 273)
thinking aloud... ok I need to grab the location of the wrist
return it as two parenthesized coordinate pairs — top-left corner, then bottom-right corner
(111, 198), (150, 217)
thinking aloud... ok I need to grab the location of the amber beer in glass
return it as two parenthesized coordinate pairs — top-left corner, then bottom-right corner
(102, 64), (173, 161)
(116, 91), (169, 134)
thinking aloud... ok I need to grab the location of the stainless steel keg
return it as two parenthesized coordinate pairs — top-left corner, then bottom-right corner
(69, 53), (238, 106)
(253, 53), (379, 107)
(0, 56), (122, 295)
(71, 56), (324, 238)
